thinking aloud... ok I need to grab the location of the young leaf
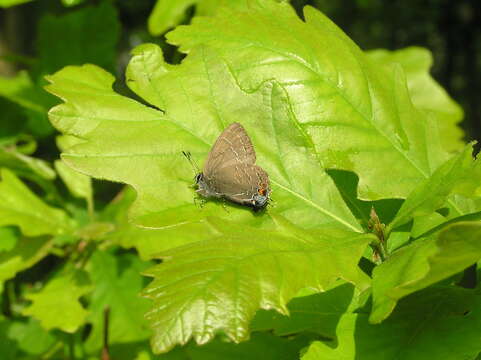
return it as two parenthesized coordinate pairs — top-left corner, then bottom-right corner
(7, 318), (56, 356)
(0, 146), (56, 180)
(46, 52), (362, 233)
(0, 71), (54, 137)
(147, 0), (253, 36)
(55, 135), (95, 221)
(0, 99), (27, 138)
(0, 318), (20, 360)
(142, 217), (371, 353)
(54, 161), (92, 207)
(0, 236), (53, 286)
(388, 144), (478, 232)
(0, 0), (31, 7)
(0, 227), (18, 252)
(195, 0), (252, 16)
(84, 251), (152, 352)
(61, 0), (85, 7)
(36, 1), (120, 75)
(0, 168), (73, 236)
(22, 268), (91, 333)
(367, 47), (464, 152)
(371, 221), (481, 323)
(302, 286), (481, 360)
(167, 1), (450, 200)
(0, 71), (51, 114)
(0, 138), (59, 198)
(148, 0), (198, 35)
(411, 194), (481, 238)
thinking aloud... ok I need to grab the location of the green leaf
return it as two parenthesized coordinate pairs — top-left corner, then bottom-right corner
(55, 135), (93, 212)
(0, 98), (27, 139)
(85, 251), (152, 352)
(147, 0), (252, 36)
(0, 71), (54, 137)
(148, 0), (198, 36)
(55, 160), (92, 201)
(302, 286), (481, 360)
(75, 222), (114, 242)
(22, 268), (91, 333)
(100, 187), (240, 260)
(0, 227), (18, 252)
(47, 46), (362, 234)
(410, 193), (481, 238)
(0, 134), (37, 154)
(56, 134), (85, 152)
(326, 169), (404, 230)
(371, 221), (481, 323)
(0, 136), (59, 197)
(163, 332), (311, 360)
(0, 72), (50, 114)
(113, 222), (215, 261)
(0, 168), (73, 237)
(0, 145), (56, 180)
(366, 47), (464, 152)
(0, 236), (53, 285)
(7, 318), (56, 355)
(388, 144), (478, 232)
(61, 0), (85, 7)
(251, 282), (356, 339)
(0, 0), (32, 8)
(108, 332), (310, 360)
(37, 1), (120, 75)
(143, 217), (371, 353)
(0, 318), (19, 360)
(195, 0), (251, 16)
(167, 1), (450, 200)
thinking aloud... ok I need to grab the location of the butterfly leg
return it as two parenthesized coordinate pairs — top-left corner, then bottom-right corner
(268, 197), (276, 208)
(193, 196), (207, 209)
(221, 199), (230, 213)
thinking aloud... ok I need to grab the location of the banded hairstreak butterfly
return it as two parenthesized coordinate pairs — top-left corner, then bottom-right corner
(183, 122), (270, 210)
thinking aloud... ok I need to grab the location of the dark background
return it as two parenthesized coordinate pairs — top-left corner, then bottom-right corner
(1, 0), (480, 145)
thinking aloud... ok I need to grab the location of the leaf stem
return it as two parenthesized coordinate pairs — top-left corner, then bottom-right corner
(41, 341), (63, 359)
(86, 194), (95, 220)
(49, 246), (66, 257)
(101, 307), (111, 360)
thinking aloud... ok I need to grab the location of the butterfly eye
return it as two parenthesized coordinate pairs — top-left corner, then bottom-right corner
(258, 188), (266, 196)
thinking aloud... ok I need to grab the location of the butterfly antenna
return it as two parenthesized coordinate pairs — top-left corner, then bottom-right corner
(182, 151), (201, 175)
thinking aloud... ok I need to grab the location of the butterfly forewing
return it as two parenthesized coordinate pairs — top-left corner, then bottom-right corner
(203, 123), (256, 178)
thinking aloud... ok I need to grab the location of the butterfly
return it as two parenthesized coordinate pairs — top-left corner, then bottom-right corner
(183, 122), (270, 210)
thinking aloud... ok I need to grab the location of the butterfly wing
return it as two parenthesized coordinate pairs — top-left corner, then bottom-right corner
(207, 163), (270, 206)
(203, 123), (256, 179)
